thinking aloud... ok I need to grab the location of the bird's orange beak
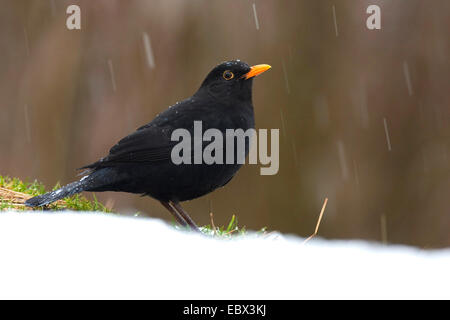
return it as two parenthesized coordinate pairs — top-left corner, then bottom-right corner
(243, 64), (272, 79)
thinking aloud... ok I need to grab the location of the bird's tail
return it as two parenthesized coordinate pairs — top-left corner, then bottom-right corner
(25, 179), (87, 207)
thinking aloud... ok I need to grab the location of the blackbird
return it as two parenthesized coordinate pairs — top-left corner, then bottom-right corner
(25, 60), (271, 232)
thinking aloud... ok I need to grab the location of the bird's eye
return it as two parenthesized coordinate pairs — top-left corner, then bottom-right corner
(222, 70), (234, 80)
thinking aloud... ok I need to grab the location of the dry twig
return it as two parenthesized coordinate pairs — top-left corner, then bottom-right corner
(302, 198), (328, 244)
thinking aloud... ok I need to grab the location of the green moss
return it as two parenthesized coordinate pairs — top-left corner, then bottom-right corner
(0, 175), (110, 212)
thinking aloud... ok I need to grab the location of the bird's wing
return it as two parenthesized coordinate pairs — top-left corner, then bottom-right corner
(80, 125), (175, 169)
(80, 98), (226, 170)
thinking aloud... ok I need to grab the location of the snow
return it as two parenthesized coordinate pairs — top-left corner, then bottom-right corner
(0, 211), (448, 299)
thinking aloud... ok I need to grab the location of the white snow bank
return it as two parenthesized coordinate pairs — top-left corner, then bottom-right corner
(0, 211), (448, 299)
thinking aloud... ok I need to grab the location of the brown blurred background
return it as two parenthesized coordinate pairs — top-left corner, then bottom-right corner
(1, 0), (449, 247)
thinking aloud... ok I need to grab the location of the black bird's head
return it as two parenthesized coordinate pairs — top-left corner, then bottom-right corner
(196, 60), (271, 103)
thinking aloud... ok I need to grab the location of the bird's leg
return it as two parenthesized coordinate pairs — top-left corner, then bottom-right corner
(160, 201), (188, 227)
(170, 201), (201, 233)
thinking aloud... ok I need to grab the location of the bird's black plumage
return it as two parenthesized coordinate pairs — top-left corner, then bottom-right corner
(25, 60), (271, 231)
